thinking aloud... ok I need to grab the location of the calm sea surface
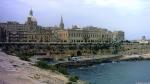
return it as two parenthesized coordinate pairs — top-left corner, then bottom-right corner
(68, 61), (150, 84)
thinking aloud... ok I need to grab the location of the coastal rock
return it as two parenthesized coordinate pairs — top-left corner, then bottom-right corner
(0, 51), (68, 84)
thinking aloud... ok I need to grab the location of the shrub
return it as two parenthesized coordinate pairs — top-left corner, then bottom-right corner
(69, 75), (79, 82)
(58, 66), (68, 75)
(35, 61), (49, 69)
(35, 61), (69, 75)
(67, 81), (73, 84)
(48, 65), (57, 71)
(55, 65), (69, 75)
(19, 55), (30, 61)
(16, 52), (33, 61)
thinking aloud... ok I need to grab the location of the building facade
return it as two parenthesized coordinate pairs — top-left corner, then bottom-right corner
(113, 31), (125, 42)
(68, 26), (114, 43)
(0, 10), (125, 43)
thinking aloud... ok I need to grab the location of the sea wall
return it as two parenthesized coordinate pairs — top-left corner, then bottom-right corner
(2, 42), (150, 61)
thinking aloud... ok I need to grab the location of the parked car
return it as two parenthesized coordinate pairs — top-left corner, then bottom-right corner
(68, 56), (81, 61)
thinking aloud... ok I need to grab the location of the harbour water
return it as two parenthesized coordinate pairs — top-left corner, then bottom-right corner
(68, 61), (150, 84)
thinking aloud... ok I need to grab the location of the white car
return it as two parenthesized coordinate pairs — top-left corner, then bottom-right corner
(70, 57), (81, 61)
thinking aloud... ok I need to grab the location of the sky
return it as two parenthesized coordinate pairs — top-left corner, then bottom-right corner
(1, 0), (150, 40)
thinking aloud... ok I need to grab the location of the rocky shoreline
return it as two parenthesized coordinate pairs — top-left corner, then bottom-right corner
(0, 51), (70, 84)
(119, 54), (150, 61)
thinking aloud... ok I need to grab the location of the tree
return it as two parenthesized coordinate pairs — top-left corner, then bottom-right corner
(111, 41), (122, 54)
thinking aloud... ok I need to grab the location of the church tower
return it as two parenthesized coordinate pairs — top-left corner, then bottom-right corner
(26, 9), (37, 31)
(29, 9), (33, 16)
(59, 16), (64, 29)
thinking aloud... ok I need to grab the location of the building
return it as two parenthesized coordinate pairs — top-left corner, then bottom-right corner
(0, 21), (27, 42)
(52, 29), (68, 42)
(0, 26), (6, 42)
(68, 26), (113, 43)
(138, 36), (149, 44)
(113, 31), (125, 42)
(25, 9), (38, 31)
(0, 9), (125, 43)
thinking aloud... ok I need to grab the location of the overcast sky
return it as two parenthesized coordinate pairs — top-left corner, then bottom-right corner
(1, 0), (150, 40)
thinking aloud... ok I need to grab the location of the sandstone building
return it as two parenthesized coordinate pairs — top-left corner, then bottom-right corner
(0, 10), (125, 43)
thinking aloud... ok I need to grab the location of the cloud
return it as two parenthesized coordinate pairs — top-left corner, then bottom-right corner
(16, 0), (150, 15)
(84, 0), (147, 12)
(17, 0), (61, 11)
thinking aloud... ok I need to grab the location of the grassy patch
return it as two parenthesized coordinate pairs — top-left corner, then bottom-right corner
(35, 61), (50, 69)
(35, 60), (69, 75)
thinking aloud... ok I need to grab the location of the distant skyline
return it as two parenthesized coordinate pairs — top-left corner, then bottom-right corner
(1, 0), (150, 40)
